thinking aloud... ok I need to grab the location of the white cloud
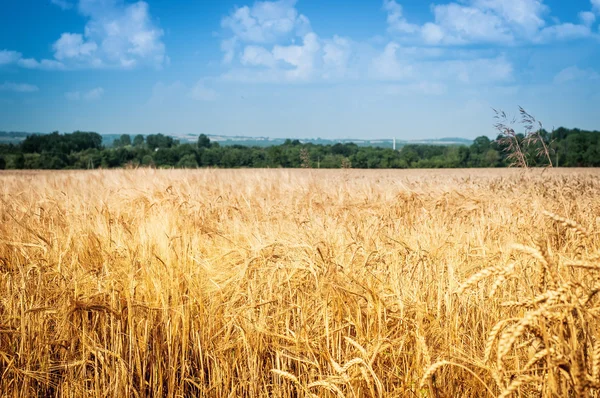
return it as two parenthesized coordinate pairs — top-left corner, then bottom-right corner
(0, 49), (65, 70)
(76, 1), (165, 68)
(370, 42), (512, 85)
(421, 23), (445, 44)
(383, 0), (418, 34)
(18, 58), (66, 70)
(65, 87), (104, 101)
(554, 66), (599, 84)
(0, 82), (39, 93)
(219, 0), (360, 83)
(471, 0), (547, 34)
(51, 0), (73, 10)
(53, 33), (97, 60)
(190, 81), (217, 101)
(241, 45), (276, 67)
(537, 23), (592, 42)
(428, 3), (513, 44)
(322, 36), (353, 79)
(221, 0), (310, 44)
(220, 0), (312, 65)
(219, 1), (360, 83)
(221, 38), (238, 64)
(370, 42), (414, 80)
(383, 0), (597, 46)
(593, 0), (600, 14)
(216, 1), (553, 88)
(225, 32), (322, 82)
(579, 11), (596, 26)
(0, 50), (22, 65)
(272, 32), (320, 81)
(14, 0), (165, 70)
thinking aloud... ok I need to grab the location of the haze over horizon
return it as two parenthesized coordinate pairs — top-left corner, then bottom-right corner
(1, 0), (599, 140)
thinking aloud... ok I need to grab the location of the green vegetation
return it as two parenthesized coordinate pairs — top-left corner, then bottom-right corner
(0, 127), (598, 169)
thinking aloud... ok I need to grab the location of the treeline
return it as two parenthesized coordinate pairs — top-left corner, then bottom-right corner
(0, 127), (599, 170)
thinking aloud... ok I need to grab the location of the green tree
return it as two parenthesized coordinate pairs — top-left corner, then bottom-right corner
(177, 154), (198, 168)
(118, 134), (131, 147)
(0, 156), (5, 170)
(319, 154), (342, 168)
(14, 153), (25, 169)
(399, 146), (419, 167)
(141, 155), (154, 167)
(201, 147), (222, 166)
(133, 134), (145, 146)
(484, 149), (501, 167)
(154, 148), (178, 166)
(198, 134), (211, 149)
(471, 136), (491, 155)
(147, 134), (174, 150)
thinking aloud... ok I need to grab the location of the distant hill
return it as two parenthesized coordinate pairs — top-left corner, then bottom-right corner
(0, 131), (40, 144)
(173, 134), (473, 148)
(0, 131), (473, 148)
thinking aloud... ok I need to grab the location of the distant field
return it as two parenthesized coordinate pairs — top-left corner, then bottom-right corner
(1, 168), (599, 397)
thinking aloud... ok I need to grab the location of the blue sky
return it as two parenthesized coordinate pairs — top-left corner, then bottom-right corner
(0, 0), (599, 139)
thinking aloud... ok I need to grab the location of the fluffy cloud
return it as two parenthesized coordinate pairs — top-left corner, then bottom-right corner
(383, 0), (596, 45)
(53, 33), (97, 60)
(18, 58), (65, 70)
(221, 0), (310, 44)
(221, 1), (520, 86)
(370, 42), (414, 80)
(383, 0), (418, 34)
(554, 66), (600, 84)
(219, 1), (360, 83)
(216, 0), (594, 89)
(7, 0), (165, 70)
(1, 49), (64, 70)
(272, 32), (320, 80)
(226, 32), (358, 83)
(426, 3), (513, 44)
(241, 45), (277, 67)
(370, 41), (513, 85)
(226, 21), (357, 84)
(322, 36), (353, 79)
(579, 11), (596, 26)
(0, 50), (22, 65)
(537, 23), (593, 42)
(593, 0), (600, 14)
(471, 0), (547, 33)
(0, 82), (39, 93)
(65, 87), (104, 101)
(221, 38), (238, 64)
(75, 0), (165, 68)
(220, 0), (313, 65)
(421, 23), (445, 44)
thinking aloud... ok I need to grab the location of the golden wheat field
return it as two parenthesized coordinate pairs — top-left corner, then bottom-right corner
(1, 168), (600, 397)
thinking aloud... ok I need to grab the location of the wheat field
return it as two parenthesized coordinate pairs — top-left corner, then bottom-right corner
(1, 168), (599, 397)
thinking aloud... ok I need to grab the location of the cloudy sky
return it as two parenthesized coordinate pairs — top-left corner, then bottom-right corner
(0, 0), (599, 139)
